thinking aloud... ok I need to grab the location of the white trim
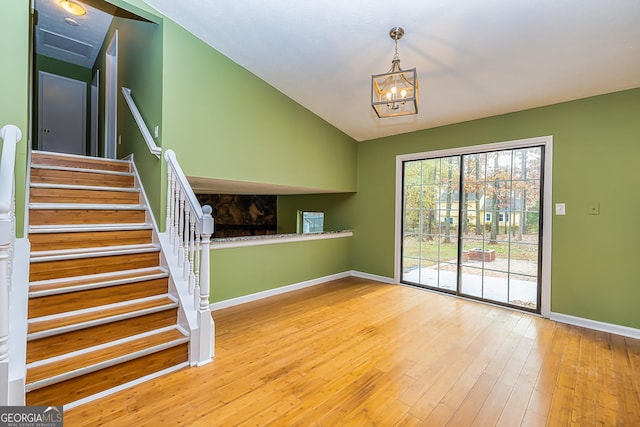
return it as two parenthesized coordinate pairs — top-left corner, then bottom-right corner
(63, 362), (189, 411)
(29, 223), (152, 233)
(29, 270), (169, 297)
(26, 338), (189, 391)
(350, 270), (395, 284)
(211, 230), (353, 250)
(30, 243), (159, 259)
(394, 135), (553, 317)
(30, 164), (134, 176)
(210, 271), (352, 311)
(105, 30), (118, 159)
(550, 312), (640, 340)
(28, 266), (166, 287)
(27, 299), (178, 340)
(30, 183), (140, 193)
(32, 149), (130, 164)
(28, 202), (145, 210)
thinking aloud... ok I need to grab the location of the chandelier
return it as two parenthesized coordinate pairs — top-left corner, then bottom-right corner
(371, 27), (418, 118)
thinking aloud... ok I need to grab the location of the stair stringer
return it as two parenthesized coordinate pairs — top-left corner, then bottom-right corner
(126, 154), (200, 366)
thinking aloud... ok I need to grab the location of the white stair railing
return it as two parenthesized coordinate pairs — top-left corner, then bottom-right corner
(121, 87), (161, 158)
(0, 124), (23, 404)
(164, 149), (214, 365)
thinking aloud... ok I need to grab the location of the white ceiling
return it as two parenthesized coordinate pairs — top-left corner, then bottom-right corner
(35, 0), (115, 69)
(142, 0), (640, 142)
(34, 0), (640, 142)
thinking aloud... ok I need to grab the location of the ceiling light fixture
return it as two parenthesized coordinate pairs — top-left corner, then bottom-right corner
(371, 27), (418, 118)
(59, 0), (86, 16)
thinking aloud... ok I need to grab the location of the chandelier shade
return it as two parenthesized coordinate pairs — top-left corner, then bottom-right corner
(371, 27), (418, 118)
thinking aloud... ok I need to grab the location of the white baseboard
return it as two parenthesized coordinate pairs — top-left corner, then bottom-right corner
(210, 271), (397, 311)
(210, 271), (352, 311)
(349, 270), (396, 284)
(550, 312), (640, 340)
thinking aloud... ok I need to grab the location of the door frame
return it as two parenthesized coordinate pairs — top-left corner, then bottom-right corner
(105, 30), (118, 159)
(90, 69), (99, 157)
(394, 135), (553, 317)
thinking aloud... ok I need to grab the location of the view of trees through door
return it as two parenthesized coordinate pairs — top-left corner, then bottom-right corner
(401, 146), (543, 312)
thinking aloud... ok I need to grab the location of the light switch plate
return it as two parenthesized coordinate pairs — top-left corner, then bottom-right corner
(587, 202), (600, 215)
(555, 203), (566, 215)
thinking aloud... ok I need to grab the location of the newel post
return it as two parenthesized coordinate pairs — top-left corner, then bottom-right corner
(0, 124), (22, 404)
(196, 205), (214, 365)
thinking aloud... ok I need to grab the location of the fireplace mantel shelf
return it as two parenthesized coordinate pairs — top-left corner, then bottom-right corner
(211, 230), (353, 249)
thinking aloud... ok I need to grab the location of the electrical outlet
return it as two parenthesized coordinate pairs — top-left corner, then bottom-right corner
(587, 202), (600, 215)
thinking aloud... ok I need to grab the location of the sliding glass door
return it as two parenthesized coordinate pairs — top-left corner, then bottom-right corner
(401, 146), (544, 312)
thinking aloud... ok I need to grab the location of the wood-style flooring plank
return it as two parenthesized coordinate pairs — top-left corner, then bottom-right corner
(61, 277), (640, 426)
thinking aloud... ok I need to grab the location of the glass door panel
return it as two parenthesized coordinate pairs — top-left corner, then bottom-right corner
(401, 146), (544, 313)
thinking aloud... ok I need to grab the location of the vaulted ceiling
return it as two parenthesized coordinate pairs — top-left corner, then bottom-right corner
(36, 0), (640, 141)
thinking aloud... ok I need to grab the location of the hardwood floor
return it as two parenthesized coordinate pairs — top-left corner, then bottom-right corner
(64, 277), (640, 426)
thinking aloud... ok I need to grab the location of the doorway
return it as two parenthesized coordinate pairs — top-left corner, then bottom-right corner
(38, 71), (86, 155)
(397, 137), (552, 314)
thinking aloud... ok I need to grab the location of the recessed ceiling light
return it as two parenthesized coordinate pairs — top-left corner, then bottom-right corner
(64, 17), (79, 26)
(59, 0), (86, 16)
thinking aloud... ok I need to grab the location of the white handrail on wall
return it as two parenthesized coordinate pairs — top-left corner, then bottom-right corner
(0, 124), (23, 405)
(121, 87), (161, 158)
(164, 149), (214, 365)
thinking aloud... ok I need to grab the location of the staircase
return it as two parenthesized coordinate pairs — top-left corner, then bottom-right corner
(25, 151), (189, 407)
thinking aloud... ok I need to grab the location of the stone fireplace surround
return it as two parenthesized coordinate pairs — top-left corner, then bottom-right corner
(196, 194), (277, 238)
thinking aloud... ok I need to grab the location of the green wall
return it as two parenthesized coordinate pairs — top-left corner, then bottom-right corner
(0, 0), (30, 238)
(210, 236), (352, 302)
(277, 193), (356, 234)
(95, 4), (164, 221)
(160, 19), (357, 194)
(354, 88), (640, 329)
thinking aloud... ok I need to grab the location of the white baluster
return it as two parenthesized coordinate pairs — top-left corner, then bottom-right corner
(194, 230), (201, 297)
(188, 214), (196, 292)
(173, 182), (180, 257)
(178, 192), (185, 266)
(166, 168), (173, 236)
(183, 209), (191, 282)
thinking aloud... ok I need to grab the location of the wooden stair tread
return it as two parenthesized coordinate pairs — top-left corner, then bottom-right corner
(29, 267), (167, 294)
(26, 309), (179, 364)
(28, 296), (177, 336)
(31, 151), (131, 172)
(30, 243), (159, 260)
(29, 229), (153, 252)
(26, 328), (188, 387)
(30, 168), (135, 188)
(28, 277), (169, 318)
(30, 186), (140, 204)
(29, 251), (160, 282)
(31, 182), (140, 192)
(29, 223), (153, 233)
(25, 345), (189, 407)
(30, 202), (146, 210)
